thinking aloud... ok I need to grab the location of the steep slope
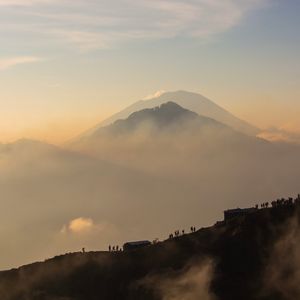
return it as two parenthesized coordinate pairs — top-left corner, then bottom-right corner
(0, 204), (299, 300)
(80, 91), (258, 138)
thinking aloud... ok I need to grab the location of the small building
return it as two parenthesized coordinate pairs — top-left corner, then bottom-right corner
(123, 240), (151, 251)
(224, 207), (257, 221)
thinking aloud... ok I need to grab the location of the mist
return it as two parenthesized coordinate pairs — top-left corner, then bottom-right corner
(263, 214), (300, 299)
(140, 258), (217, 300)
(1, 105), (300, 270)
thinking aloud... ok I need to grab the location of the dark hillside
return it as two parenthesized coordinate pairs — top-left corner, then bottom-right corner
(0, 205), (299, 300)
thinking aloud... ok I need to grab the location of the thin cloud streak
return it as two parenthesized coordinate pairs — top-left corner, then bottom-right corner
(0, 56), (42, 70)
(0, 0), (53, 5)
(0, 0), (271, 51)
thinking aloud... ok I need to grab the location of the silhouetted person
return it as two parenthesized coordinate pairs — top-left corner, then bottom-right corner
(112, 246), (115, 252)
(182, 230), (185, 235)
(82, 248), (85, 253)
(109, 245), (111, 252)
(116, 245), (119, 251)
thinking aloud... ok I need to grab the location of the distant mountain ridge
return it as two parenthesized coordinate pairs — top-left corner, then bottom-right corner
(70, 100), (270, 182)
(80, 90), (258, 138)
(91, 101), (227, 137)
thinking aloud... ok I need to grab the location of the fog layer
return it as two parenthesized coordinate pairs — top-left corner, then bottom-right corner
(1, 102), (300, 269)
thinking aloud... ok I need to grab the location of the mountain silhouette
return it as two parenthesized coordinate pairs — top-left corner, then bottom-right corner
(79, 91), (258, 138)
(90, 101), (228, 137)
(0, 204), (299, 300)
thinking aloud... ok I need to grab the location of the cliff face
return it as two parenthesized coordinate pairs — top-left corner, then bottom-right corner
(0, 206), (299, 300)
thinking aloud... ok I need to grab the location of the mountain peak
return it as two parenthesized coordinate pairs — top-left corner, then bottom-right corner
(90, 101), (226, 138)
(158, 101), (189, 110)
(129, 101), (196, 118)
(125, 101), (198, 125)
(78, 90), (259, 139)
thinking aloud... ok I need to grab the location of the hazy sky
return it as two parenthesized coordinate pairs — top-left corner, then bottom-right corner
(0, 0), (299, 143)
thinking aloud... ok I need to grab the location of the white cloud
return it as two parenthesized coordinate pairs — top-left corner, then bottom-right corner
(0, 0), (271, 50)
(69, 217), (94, 233)
(60, 217), (117, 236)
(61, 217), (94, 234)
(143, 90), (166, 100)
(0, 56), (42, 70)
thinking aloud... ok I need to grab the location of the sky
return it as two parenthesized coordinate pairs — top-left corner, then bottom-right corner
(0, 0), (299, 143)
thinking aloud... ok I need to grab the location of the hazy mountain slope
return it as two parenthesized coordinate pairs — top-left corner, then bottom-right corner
(2, 106), (300, 271)
(0, 205), (298, 300)
(0, 139), (180, 269)
(67, 101), (300, 243)
(71, 101), (267, 175)
(80, 91), (258, 137)
(91, 101), (228, 137)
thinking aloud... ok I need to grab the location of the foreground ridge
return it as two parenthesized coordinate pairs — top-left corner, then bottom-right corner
(0, 195), (300, 300)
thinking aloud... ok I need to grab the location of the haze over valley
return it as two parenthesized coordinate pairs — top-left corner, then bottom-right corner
(0, 2), (299, 298)
(1, 91), (300, 270)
